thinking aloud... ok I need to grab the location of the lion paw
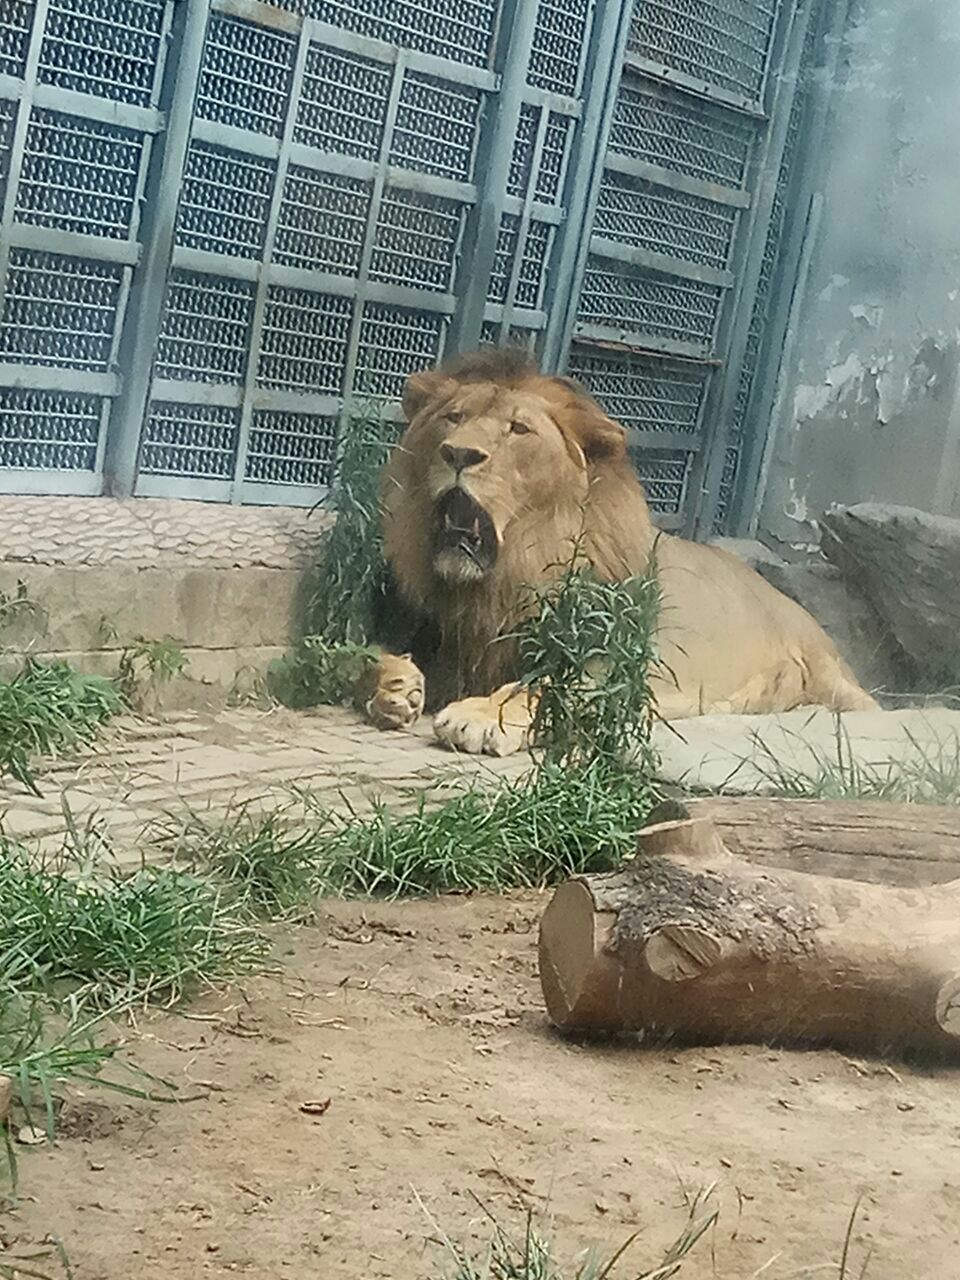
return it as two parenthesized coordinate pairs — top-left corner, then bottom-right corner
(357, 653), (425, 731)
(433, 687), (533, 757)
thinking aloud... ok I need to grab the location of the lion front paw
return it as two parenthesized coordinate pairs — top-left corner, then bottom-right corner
(357, 653), (425, 731)
(433, 684), (534, 757)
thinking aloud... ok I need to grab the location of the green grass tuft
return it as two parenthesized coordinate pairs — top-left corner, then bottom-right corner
(0, 660), (122, 795)
(160, 760), (653, 907)
(741, 717), (960, 806)
(307, 404), (393, 646)
(519, 555), (662, 775)
(426, 1189), (717, 1279)
(266, 637), (379, 710)
(0, 832), (268, 1006)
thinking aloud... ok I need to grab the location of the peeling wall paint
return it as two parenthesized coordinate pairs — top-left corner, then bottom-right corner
(759, 0), (960, 550)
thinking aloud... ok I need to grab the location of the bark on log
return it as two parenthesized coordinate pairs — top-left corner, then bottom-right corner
(687, 796), (960, 887)
(820, 503), (960, 673)
(539, 817), (960, 1058)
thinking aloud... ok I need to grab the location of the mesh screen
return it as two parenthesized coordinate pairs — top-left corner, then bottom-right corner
(155, 271), (255, 384)
(714, 7), (820, 529)
(274, 169), (370, 275)
(176, 143), (275, 260)
(0, 249), (122, 371)
(370, 188), (464, 293)
(528, 0), (591, 97)
(197, 14), (296, 138)
(296, 45), (391, 160)
(354, 303), (445, 399)
(578, 256), (722, 350)
(16, 109), (143, 240)
(0, 99), (20, 206)
(139, 402), (239, 478)
(609, 80), (754, 189)
(567, 347), (709, 436)
(1, 1), (34, 79)
(257, 289), (352, 394)
(245, 409), (338, 486)
(628, 0), (778, 103)
(38, 0), (168, 107)
(306, 0), (499, 67)
(629, 448), (691, 515)
(594, 170), (738, 270)
(390, 73), (482, 183)
(0, 387), (102, 471)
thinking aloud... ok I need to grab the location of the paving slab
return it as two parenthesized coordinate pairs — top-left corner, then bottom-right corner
(652, 706), (960, 794)
(0, 706), (528, 869)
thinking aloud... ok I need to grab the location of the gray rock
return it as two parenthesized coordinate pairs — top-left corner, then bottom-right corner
(821, 504), (960, 681)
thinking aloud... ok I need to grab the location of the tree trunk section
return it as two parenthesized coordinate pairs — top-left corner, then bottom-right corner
(539, 817), (960, 1058)
(688, 796), (960, 887)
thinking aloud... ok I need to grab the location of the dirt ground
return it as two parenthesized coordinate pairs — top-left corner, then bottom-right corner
(10, 893), (960, 1280)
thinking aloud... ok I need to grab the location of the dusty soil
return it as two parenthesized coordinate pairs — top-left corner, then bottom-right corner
(9, 893), (960, 1279)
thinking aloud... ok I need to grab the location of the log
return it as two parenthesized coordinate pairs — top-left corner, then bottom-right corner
(821, 503), (960, 673)
(538, 817), (960, 1058)
(687, 796), (960, 887)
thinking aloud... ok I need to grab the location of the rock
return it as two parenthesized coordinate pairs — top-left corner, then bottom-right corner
(821, 505), (960, 681)
(711, 538), (903, 694)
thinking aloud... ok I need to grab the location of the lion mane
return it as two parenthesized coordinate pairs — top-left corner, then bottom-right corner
(373, 348), (876, 753)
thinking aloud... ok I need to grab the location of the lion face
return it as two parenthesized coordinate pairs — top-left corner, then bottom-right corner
(398, 377), (594, 586)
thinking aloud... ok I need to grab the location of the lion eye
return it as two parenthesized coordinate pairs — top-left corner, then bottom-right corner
(509, 420), (531, 436)
(446, 411), (463, 425)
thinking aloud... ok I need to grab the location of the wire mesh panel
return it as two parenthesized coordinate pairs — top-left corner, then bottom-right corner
(0, 0), (173, 494)
(562, 0), (809, 532)
(135, 4), (501, 501)
(481, 1), (592, 356)
(627, 0), (778, 107)
(567, 343), (708, 523)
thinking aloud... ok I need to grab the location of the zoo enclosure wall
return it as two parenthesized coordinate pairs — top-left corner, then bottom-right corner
(0, 0), (831, 537)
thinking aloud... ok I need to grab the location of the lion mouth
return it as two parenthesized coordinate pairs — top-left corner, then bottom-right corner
(432, 488), (498, 581)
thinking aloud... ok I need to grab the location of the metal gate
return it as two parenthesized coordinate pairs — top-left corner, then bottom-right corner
(0, 0), (826, 532)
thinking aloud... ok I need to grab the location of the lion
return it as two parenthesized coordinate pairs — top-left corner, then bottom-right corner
(363, 348), (877, 756)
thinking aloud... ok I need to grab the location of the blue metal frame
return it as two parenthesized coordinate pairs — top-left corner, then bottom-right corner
(0, 0), (830, 535)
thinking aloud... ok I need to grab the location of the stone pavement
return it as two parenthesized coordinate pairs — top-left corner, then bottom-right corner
(0, 705), (528, 869)
(3, 704), (960, 869)
(652, 705), (960, 794)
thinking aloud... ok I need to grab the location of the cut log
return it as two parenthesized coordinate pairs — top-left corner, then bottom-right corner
(821, 503), (960, 674)
(538, 816), (960, 1058)
(688, 796), (960, 887)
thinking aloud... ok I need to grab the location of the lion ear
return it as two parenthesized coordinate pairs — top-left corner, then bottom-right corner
(402, 368), (451, 421)
(547, 376), (627, 464)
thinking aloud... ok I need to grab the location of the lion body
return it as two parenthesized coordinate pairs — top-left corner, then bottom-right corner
(365, 350), (876, 753)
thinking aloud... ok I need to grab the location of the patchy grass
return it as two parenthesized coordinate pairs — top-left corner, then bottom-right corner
(742, 718), (960, 805)
(159, 760), (654, 908)
(0, 829), (268, 1007)
(519, 556), (662, 774)
(0, 660), (122, 795)
(266, 637), (379, 710)
(115, 635), (187, 710)
(425, 1190), (717, 1280)
(307, 404), (393, 646)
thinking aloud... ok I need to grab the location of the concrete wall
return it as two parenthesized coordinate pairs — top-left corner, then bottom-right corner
(758, 0), (960, 553)
(0, 496), (330, 707)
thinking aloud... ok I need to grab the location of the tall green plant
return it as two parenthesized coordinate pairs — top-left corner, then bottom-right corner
(308, 402), (392, 644)
(518, 548), (662, 777)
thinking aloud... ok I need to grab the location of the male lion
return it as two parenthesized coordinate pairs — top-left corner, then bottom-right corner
(367, 349), (876, 756)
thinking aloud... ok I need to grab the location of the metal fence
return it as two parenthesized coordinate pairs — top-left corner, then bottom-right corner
(0, 0), (826, 533)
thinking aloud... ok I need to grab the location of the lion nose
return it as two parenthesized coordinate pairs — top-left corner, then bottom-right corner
(440, 443), (489, 473)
